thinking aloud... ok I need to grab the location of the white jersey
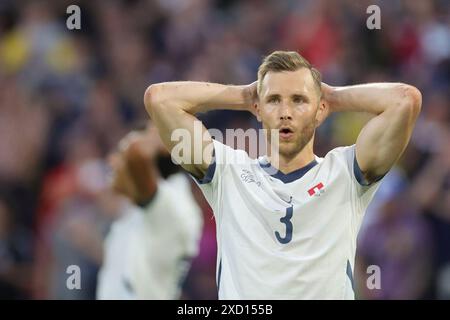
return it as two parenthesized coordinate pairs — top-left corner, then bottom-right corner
(97, 173), (203, 300)
(96, 203), (141, 300)
(194, 140), (383, 300)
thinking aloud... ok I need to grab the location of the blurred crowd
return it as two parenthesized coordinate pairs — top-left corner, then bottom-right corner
(0, 0), (448, 299)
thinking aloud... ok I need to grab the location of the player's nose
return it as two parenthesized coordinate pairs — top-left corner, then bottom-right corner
(279, 103), (293, 121)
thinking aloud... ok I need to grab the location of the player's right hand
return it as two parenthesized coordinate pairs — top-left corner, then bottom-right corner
(243, 81), (258, 116)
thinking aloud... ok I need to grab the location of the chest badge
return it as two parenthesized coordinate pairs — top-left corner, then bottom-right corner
(307, 182), (325, 197)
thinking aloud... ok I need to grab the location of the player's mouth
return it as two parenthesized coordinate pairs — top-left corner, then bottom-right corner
(279, 127), (294, 140)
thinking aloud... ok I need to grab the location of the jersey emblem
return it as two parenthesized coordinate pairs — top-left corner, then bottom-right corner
(307, 182), (325, 196)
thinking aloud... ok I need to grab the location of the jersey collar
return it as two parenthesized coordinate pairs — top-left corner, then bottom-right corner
(258, 156), (318, 183)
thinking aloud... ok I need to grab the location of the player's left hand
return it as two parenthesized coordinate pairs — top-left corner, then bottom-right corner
(318, 82), (334, 122)
(321, 83), (334, 105)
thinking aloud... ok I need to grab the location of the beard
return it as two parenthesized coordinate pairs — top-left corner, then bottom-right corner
(278, 120), (316, 159)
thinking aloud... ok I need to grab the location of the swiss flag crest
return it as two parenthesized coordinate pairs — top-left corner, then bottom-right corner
(308, 182), (324, 196)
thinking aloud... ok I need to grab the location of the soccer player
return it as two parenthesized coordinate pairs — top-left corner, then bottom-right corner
(96, 123), (203, 299)
(144, 51), (422, 299)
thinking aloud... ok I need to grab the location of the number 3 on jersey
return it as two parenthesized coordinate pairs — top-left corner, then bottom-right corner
(275, 205), (293, 244)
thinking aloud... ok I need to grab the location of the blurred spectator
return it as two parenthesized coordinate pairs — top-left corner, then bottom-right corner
(356, 192), (434, 299)
(0, 198), (33, 299)
(409, 130), (450, 299)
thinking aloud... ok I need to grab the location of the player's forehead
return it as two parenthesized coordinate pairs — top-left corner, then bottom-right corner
(260, 68), (316, 97)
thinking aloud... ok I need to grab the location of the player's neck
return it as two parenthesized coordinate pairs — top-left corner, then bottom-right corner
(267, 140), (316, 174)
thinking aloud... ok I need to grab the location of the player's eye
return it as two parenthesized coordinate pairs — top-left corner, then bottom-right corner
(293, 96), (304, 103)
(268, 96), (280, 103)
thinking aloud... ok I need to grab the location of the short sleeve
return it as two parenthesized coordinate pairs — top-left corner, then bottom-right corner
(336, 144), (386, 214)
(190, 139), (238, 214)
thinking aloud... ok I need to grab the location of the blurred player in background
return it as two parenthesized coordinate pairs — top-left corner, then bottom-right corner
(96, 122), (203, 299)
(144, 51), (422, 299)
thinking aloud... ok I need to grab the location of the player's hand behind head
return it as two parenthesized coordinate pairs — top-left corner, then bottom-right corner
(244, 81), (258, 117)
(118, 125), (166, 160)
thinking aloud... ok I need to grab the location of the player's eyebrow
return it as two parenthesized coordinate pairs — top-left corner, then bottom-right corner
(265, 93), (281, 101)
(292, 93), (310, 102)
(265, 92), (310, 102)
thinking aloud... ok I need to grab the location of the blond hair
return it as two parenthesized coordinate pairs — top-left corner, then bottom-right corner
(257, 51), (322, 97)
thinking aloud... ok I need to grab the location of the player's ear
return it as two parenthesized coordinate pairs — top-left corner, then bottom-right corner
(254, 103), (261, 122)
(315, 97), (329, 127)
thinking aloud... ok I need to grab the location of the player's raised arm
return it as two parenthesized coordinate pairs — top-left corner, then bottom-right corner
(120, 127), (162, 205)
(323, 82), (422, 184)
(109, 127), (161, 206)
(144, 81), (256, 179)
